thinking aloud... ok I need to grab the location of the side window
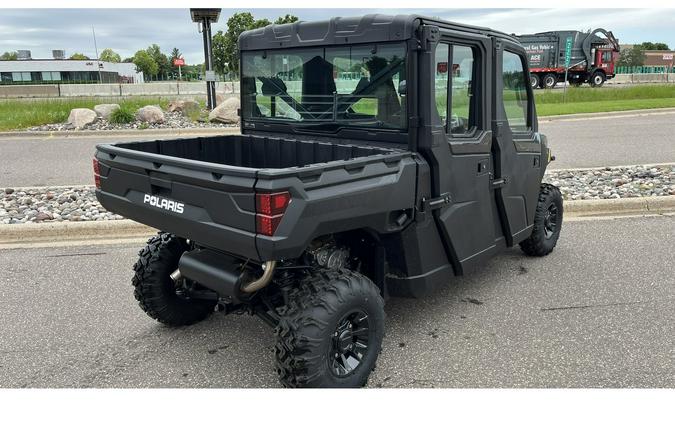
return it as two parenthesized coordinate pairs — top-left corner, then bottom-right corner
(434, 43), (449, 123)
(449, 45), (476, 135)
(502, 51), (530, 132)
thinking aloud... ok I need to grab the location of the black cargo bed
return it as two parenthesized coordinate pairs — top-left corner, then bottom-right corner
(115, 134), (400, 170)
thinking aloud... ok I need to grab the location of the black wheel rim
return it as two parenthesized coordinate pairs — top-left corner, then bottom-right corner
(329, 311), (370, 377)
(544, 203), (558, 239)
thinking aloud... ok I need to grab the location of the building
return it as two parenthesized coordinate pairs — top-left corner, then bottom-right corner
(643, 50), (675, 69)
(0, 59), (144, 84)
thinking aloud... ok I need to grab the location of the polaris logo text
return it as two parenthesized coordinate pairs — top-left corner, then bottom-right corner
(143, 194), (185, 214)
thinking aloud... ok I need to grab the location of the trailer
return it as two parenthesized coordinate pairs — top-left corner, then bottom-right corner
(517, 29), (620, 88)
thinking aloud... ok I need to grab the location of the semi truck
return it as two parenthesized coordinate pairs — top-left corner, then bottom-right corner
(517, 29), (620, 88)
(94, 14), (563, 388)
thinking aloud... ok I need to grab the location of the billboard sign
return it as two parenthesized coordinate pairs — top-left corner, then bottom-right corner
(173, 58), (185, 66)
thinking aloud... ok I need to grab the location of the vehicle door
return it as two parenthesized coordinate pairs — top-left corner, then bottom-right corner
(491, 38), (543, 245)
(431, 30), (502, 273)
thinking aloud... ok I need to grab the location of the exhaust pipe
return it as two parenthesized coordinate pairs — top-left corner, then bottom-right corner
(175, 249), (276, 302)
(240, 261), (276, 293)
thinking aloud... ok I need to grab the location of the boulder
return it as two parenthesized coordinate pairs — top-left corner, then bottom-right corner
(208, 97), (240, 124)
(67, 108), (97, 128)
(136, 105), (165, 124)
(215, 93), (225, 106)
(168, 99), (200, 115)
(93, 104), (120, 120)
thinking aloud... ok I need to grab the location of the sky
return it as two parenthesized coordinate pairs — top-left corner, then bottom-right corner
(1, 8), (674, 64)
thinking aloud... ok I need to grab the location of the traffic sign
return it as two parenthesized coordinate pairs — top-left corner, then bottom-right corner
(564, 36), (573, 68)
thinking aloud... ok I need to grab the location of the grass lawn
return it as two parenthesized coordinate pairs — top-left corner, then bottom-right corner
(537, 98), (675, 116)
(534, 84), (675, 116)
(0, 98), (172, 131)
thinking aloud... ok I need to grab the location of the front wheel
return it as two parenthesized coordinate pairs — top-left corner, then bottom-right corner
(519, 184), (563, 257)
(274, 269), (385, 388)
(590, 71), (606, 87)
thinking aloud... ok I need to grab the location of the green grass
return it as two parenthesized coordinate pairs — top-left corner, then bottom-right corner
(534, 84), (675, 104)
(0, 98), (170, 131)
(108, 107), (135, 124)
(534, 84), (675, 116)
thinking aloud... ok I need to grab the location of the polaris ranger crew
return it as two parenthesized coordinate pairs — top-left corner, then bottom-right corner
(94, 14), (563, 388)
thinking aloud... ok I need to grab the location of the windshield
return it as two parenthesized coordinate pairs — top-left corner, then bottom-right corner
(241, 42), (407, 130)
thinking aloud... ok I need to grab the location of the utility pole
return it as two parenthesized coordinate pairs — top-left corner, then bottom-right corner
(190, 8), (221, 110)
(92, 26), (102, 84)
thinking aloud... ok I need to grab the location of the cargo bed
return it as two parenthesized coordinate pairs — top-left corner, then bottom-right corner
(94, 133), (416, 261)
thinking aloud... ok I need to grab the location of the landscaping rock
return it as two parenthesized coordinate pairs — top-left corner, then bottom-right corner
(209, 97), (240, 124)
(93, 104), (121, 120)
(168, 100), (200, 113)
(67, 108), (97, 128)
(136, 105), (165, 124)
(2, 166), (673, 226)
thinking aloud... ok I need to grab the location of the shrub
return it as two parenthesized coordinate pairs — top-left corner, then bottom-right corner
(108, 107), (135, 124)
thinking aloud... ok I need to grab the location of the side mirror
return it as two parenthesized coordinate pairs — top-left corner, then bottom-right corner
(398, 80), (407, 95)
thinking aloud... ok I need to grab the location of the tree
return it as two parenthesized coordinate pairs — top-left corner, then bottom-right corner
(132, 50), (159, 78)
(1, 51), (17, 60)
(99, 48), (121, 63)
(274, 14), (299, 25)
(636, 42), (670, 51)
(213, 12), (285, 76)
(146, 44), (171, 79)
(617, 46), (646, 67)
(69, 53), (90, 60)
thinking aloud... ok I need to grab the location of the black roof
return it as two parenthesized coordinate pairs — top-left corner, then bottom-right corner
(238, 14), (518, 51)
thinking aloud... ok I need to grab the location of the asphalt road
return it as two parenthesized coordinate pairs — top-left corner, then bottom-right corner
(1, 110), (675, 187)
(1, 215), (673, 388)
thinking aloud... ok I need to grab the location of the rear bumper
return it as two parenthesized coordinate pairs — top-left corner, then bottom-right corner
(96, 189), (260, 260)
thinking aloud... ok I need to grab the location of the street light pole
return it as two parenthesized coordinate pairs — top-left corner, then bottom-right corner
(92, 26), (102, 84)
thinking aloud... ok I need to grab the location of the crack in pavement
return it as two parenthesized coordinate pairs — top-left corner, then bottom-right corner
(540, 297), (674, 312)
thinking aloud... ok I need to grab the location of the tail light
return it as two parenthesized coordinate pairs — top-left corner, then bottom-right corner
(256, 191), (290, 236)
(92, 158), (101, 189)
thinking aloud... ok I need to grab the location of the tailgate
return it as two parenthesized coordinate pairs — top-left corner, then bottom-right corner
(95, 144), (260, 260)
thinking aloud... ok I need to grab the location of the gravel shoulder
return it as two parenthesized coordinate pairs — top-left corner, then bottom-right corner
(2, 164), (674, 225)
(27, 111), (237, 132)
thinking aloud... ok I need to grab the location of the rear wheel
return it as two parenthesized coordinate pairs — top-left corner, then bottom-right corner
(590, 71), (606, 87)
(543, 73), (557, 89)
(530, 74), (540, 89)
(519, 184), (563, 257)
(132, 233), (216, 326)
(274, 269), (385, 388)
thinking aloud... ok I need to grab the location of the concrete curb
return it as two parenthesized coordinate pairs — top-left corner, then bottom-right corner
(0, 220), (156, 247)
(563, 195), (675, 217)
(0, 127), (240, 140)
(1, 196), (673, 247)
(539, 108), (675, 122)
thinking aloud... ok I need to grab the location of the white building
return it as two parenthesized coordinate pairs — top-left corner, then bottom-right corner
(0, 59), (144, 84)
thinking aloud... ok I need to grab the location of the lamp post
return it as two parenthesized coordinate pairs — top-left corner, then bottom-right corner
(190, 8), (221, 110)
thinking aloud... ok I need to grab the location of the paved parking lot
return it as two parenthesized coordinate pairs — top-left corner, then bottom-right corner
(1, 215), (673, 388)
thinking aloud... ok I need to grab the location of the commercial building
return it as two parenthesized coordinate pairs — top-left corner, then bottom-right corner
(0, 59), (144, 84)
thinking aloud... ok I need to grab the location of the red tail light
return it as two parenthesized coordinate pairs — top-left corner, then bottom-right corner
(92, 158), (101, 189)
(256, 191), (290, 236)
